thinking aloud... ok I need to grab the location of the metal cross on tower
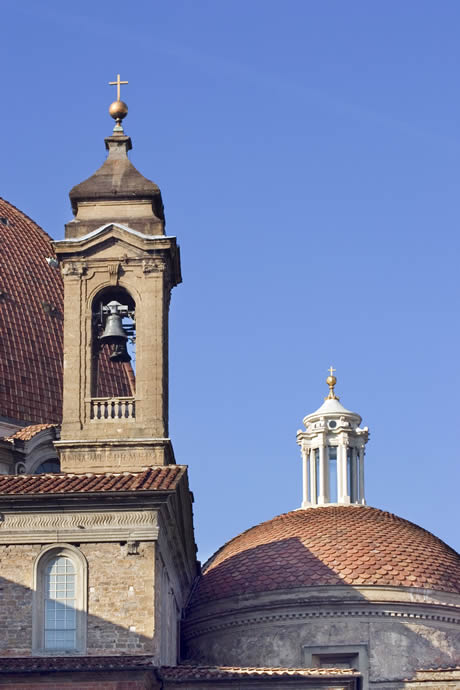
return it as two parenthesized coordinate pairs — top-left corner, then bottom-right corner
(109, 73), (128, 102)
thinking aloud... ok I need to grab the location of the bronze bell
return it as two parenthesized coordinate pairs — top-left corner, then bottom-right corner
(100, 312), (128, 345)
(100, 303), (131, 362)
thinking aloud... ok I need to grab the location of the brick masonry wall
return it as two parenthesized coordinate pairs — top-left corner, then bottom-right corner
(0, 542), (156, 656)
(84, 542), (156, 655)
(0, 545), (37, 654)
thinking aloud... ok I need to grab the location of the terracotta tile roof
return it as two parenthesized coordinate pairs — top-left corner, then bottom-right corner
(0, 197), (133, 426)
(0, 658), (359, 680)
(0, 655), (157, 673)
(0, 465), (185, 494)
(188, 506), (460, 608)
(0, 198), (64, 424)
(7, 423), (58, 441)
(159, 666), (360, 680)
(416, 666), (460, 672)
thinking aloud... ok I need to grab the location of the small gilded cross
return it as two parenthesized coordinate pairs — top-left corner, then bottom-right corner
(109, 73), (128, 102)
(328, 366), (336, 377)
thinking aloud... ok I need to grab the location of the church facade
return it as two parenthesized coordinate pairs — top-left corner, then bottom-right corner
(0, 93), (459, 689)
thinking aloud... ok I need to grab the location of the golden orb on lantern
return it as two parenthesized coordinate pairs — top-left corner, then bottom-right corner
(109, 100), (128, 121)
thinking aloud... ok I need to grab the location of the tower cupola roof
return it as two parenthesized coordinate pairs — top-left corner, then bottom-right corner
(308, 395), (359, 420)
(68, 136), (163, 217)
(66, 88), (164, 239)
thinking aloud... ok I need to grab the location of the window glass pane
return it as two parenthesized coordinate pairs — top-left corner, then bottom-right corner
(44, 556), (77, 650)
(318, 654), (355, 669)
(320, 660), (352, 669)
(36, 460), (61, 474)
(328, 447), (337, 503)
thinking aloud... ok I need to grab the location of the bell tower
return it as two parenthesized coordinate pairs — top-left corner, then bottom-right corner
(54, 82), (181, 472)
(296, 370), (369, 508)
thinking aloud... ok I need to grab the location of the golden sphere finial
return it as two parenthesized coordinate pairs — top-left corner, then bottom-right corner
(325, 366), (339, 400)
(109, 100), (128, 132)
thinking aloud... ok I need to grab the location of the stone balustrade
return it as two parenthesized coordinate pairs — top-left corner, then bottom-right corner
(90, 397), (136, 420)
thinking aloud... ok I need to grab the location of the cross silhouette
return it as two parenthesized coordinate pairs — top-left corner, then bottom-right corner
(109, 74), (128, 101)
(328, 366), (336, 377)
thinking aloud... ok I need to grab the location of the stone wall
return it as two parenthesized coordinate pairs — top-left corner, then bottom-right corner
(184, 586), (460, 688)
(84, 542), (156, 655)
(186, 615), (460, 685)
(0, 545), (36, 654)
(0, 541), (157, 657)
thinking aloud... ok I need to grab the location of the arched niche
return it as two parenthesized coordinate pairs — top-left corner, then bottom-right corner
(90, 286), (136, 400)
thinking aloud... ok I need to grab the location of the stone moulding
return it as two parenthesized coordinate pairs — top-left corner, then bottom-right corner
(183, 603), (460, 641)
(0, 510), (159, 544)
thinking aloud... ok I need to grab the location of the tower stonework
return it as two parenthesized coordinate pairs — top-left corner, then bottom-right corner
(54, 133), (181, 473)
(0, 98), (198, 671)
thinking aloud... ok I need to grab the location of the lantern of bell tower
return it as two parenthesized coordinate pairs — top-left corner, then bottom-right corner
(296, 369), (369, 508)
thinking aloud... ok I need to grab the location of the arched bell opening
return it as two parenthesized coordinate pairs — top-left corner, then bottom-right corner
(90, 287), (136, 420)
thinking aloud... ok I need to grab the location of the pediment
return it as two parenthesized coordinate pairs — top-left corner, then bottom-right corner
(55, 223), (176, 259)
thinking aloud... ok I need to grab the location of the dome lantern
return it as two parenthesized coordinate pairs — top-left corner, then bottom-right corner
(296, 369), (369, 508)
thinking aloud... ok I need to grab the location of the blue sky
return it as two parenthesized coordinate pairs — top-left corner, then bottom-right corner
(1, 0), (459, 559)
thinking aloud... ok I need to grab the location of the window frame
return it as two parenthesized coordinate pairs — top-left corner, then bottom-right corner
(303, 644), (369, 689)
(32, 544), (87, 655)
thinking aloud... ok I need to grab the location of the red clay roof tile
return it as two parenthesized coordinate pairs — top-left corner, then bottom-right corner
(7, 423), (58, 441)
(0, 656), (156, 673)
(159, 665), (360, 680)
(0, 657), (359, 678)
(0, 198), (133, 425)
(0, 465), (185, 495)
(188, 506), (460, 608)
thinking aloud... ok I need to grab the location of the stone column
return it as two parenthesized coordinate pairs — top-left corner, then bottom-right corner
(359, 447), (365, 504)
(310, 448), (317, 505)
(338, 443), (349, 503)
(302, 447), (310, 508)
(336, 445), (343, 502)
(351, 448), (358, 503)
(342, 442), (350, 503)
(318, 443), (327, 504)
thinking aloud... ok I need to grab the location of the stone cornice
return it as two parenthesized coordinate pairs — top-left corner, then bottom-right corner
(183, 601), (460, 641)
(0, 509), (159, 544)
(0, 490), (173, 513)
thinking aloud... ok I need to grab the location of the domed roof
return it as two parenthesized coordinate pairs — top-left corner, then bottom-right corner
(0, 198), (63, 424)
(188, 506), (460, 610)
(0, 197), (133, 427)
(310, 396), (356, 417)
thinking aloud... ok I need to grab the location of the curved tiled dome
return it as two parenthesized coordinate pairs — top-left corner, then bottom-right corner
(189, 506), (460, 608)
(0, 198), (63, 424)
(0, 198), (133, 426)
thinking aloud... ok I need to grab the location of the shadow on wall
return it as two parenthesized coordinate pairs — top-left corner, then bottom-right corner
(0, 572), (156, 658)
(184, 536), (460, 681)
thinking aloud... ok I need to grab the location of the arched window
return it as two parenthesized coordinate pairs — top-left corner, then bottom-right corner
(33, 545), (87, 654)
(35, 460), (61, 474)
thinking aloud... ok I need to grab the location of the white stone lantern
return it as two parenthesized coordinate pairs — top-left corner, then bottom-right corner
(296, 369), (369, 508)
